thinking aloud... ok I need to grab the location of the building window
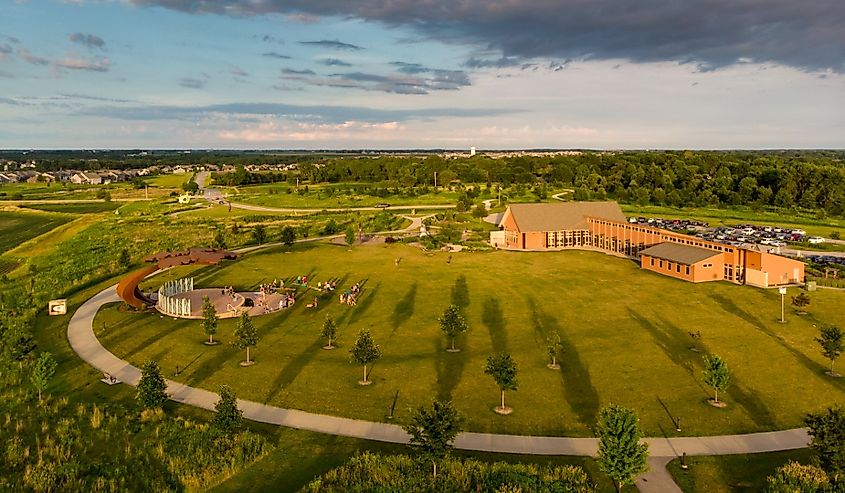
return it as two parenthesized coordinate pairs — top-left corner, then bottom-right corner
(676, 264), (681, 273)
(685, 266), (690, 275)
(650, 257), (654, 266)
(659, 260), (663, 268)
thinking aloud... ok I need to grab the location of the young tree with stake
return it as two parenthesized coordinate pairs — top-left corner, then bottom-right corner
(484, 353), (518, 415)
(438, 304), (468, 352)
(596, 404), (649, 493)
(350, 329), (381, 385)
(547, 334), (561, 370)
(816, 326), (843, 377)
(31, 352), (57, 403)
(703, 354), (730, 407)
(201, 296), (218, 345)
(137, 360), (168, 410)
(321, 315), (338, 350)
(402, 399), (463, 479)
(792, 291), (811, 314)
(233, 311), (258, 366)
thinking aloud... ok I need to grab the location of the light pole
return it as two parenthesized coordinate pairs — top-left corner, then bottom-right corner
(779, 286), (787, 323)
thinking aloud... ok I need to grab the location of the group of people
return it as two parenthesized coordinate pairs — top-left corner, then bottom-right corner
(279, 293), (296, 309)
(339, 282), (362, 306)
(221, 286), (238, 302)
(294, 275), (309, 285)
(316, 280), (337, 293)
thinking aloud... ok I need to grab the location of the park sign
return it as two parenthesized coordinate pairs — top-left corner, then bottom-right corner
(48, 299), (67, 316)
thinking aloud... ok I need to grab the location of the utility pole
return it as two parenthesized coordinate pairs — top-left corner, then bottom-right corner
(779, 286), (787, 323)
(434, 171), (437, 188)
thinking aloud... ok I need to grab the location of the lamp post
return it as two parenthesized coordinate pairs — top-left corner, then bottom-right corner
(779, 286), (787, 323)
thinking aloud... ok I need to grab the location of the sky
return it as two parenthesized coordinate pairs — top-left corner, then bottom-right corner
(0, 0), (843, 149)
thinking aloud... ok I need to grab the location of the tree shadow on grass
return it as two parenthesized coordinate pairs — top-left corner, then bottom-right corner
(346, 282), (380, 325)
(728, 377), (777, 429)
(710, 293), (839, 383)
(527, 296), (599, 428)
(434, 339), (467, 402)
(481, 297), (508, 353)
(264, 338), (324, 404)
(185, 344), (237, 387)
(451, 275), (470, 309)
(123, 318), (193, 360)
(391, 283), (417, 332)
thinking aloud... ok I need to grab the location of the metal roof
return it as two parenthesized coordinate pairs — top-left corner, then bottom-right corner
(505, 201), (626, 231)
(639, 242), (722, 265)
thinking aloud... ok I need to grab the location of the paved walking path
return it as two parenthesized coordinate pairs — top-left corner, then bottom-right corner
(67, 240), (810, 492)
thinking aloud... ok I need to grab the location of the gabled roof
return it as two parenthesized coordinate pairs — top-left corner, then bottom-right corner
(639, 242), (722, 265)
(504, 201), (626, 231)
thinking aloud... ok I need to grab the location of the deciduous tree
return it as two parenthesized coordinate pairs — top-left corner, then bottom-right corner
(484, 353), (518, 414)
(350, 329), (381, 385)
(816, 326), (843, 377)
(280, 226), (296, 247)
(211, 385), (243, 437)
(321, 315), (338, 350)
(596, 404), (649, 493)
(805, 406), (845, 480)
(233, 312), (257, 366)
(201, 296), (218, 345)
(703, 354), (730, 406)
(438, 304), (468, 352)
(766, 461), (829, 493)
(30, 352), (56, 403)
(137, 360), (168, 410)
(251, 224), (267, 245)
(402, 400), (463, 479)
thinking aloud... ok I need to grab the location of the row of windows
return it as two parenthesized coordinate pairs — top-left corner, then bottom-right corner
(649, 257), (691, 276)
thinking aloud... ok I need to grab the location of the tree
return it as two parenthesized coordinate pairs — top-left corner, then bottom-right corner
(472, 202), (487, 219)
(596, 404), (649, 493)
(118, 248), (131, 269)
(792, 292), (811, 314)
(402, 399), (463, 479)
(30, 352), (57, 403)
(547, 334), (561, 369)
(233, 312), (258, 366)
(816, 326), (843, 377)
(703, 354), (730, 406)
(212, 229), (227, 249)
(766, 461), (830, 493)
(137, 360), (168, 410)
(201, 296), (218, 345)
(345, 225), (356, 246)
(280, 226), (296, 247)
(438, 304), (468, 352)
(805, 406), (845, 480)
(251, 224), (267, 245)
(321, 315), (338, 350)
(484, 353), (518, 414)
(350, 329), (381, 385)
(211, 385), (243, 437)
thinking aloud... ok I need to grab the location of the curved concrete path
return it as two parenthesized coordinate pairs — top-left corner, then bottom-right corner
(69, 285), (809, 457)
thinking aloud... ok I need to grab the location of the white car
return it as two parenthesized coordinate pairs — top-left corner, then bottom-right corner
(808, 236), (825, 244)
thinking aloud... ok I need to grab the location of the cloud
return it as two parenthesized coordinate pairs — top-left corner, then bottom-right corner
(128, 0), (845, 73)
(0, 34), (20, 44)
(299, 39), (363, 51)
(230, 66), (249, 77)
(0, 96), (28, 106)
(319, 58), (352, 67)
(55, 57), (111, 72)
(18, 48), (49, 66)
(75, 101), (518, 124)
(68, 32), (106, 49)
(389, 61), (428, 74)
(179, 77), (207, 88)
(262, 51), (291, 59)
(58, 92), (136, 103)
(257, 34), (283, 44)
(217, 120), (402, 143)
(281, 68), (316, 76)
(286, 13), (320, 24)
(0, 44), (12, 55)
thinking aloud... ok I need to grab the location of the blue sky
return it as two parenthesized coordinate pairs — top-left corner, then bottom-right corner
(0, 0), (843, 149)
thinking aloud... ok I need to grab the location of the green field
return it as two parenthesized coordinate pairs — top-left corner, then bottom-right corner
(145, 174), (190, 188)
(97, 242), (845, 438)
(0, 210), (73, 253)
(228, 183), (461, 208)
(667, 449), (815, 492)
(22, 202), (122, 214)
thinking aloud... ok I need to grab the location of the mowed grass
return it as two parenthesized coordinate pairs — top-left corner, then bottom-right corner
(230, 183), (459, 208)
(666, 449), (816, 493)
(0, 210), (73, 253)
(96, 243), (845, 438)
(22, 202), (122, 214)
(145, 174), (189, 188)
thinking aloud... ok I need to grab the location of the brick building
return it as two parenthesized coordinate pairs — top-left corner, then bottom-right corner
(492, 201), (804, 288)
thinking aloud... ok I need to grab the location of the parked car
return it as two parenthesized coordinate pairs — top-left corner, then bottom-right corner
(374, 203), (391, 208)
(808, 236), (826, 244)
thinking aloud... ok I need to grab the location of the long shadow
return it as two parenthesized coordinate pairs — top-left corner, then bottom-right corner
(710, 293), (838, 380)
(123, 318), (193, 360)
(346, 282), (381, 325)
(481, 297), (508, 353)
(434, 339), (467, 402)
(265, 338), (324, 403)
(451, 275), (470, 309)
(185, 344), (237, 387)
(638, 310), (778, 428)
(391, 283), (417, 331)
(527, 296), (600, 427)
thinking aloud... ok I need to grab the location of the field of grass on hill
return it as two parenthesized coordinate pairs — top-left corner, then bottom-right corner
(23, 202), (122, 214)
(0, 210), (73, 254)
(96, 242), (845, 439)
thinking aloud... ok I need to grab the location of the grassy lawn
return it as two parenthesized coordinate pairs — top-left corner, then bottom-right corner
(622, 204), (845, 239)
(97, 242), (845, 438)
(0, 210), (73, 253)
(22, 202), (122, 214)
(229, 183), (460, 208)
(666, 449), (816, 492)
(145, 174), (189, 188)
